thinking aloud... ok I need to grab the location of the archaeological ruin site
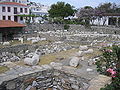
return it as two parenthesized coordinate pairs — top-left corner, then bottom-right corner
(0, 24), (120, 90)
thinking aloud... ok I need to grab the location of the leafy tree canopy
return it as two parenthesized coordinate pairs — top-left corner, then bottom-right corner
(96, 2), (120, 13)
(48, 2), (76, 18)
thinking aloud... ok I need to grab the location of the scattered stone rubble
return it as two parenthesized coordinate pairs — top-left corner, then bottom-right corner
(0, 42), (73, 63)
(69, 45), (94, 67)
(0, 25), (119, 90)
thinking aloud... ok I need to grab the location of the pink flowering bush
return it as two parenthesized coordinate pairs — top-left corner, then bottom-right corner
(106, 68), (116, 77)
(96, 45), (120, 90)
(96, 45), (120, 75)
(101, 69), (120, 90)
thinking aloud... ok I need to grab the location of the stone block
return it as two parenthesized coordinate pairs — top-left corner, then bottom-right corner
(88, 75), (111, 90)
(84, 49), (94, 54)
(71, 84), (79, 90)
(6, 81), (16, 90)
(79, 45), (88, 51)
(69, 57), (79, 67)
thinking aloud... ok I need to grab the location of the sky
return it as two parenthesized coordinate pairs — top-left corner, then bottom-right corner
(30, 0), (120, 8)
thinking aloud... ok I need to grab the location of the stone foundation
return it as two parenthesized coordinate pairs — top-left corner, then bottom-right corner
(0, 67), (89, 90)
(0, 44), (35, 54)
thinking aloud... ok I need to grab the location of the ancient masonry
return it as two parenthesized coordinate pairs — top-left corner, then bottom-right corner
(0, 65), (89, 90)
(0, 62), (111, 90)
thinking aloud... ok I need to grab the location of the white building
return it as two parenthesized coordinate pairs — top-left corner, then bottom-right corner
(29, 2), (50, 23)
(0, 0), (29, 5)
(90, 13), (120, 26)
(29, 2), (49, 16)
(0, 2), (29, 23)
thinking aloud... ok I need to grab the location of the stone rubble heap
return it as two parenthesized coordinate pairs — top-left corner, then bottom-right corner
(0, 52), (20, 63)
(0, 42), (73, 63)
(69, 45), (94, 67)
(36, 28), (120, 46)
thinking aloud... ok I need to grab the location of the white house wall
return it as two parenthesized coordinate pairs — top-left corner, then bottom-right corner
(91, 16), (109, 25)
(91, 16), (120, 26)
(0, 4), (29, 23)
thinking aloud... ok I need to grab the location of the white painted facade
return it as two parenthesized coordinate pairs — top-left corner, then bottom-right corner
(29, 2), (50, 23)
(30, 2), (50, 16)
(90, 16), (120, 26)
(91, 16), (109, 25)
(0, 2), (29, 23)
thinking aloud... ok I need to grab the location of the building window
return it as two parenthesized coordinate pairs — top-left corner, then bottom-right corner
(14, 7), (17, 14)
(20, 8), (23, 13)
(2, 7), (6, 12)
(8, 7), (11, 12)
(3, 16), (6, 20)
(25, 8), (27, 13)
(20, 17), (23, 21)
(8, 16), (11, 20)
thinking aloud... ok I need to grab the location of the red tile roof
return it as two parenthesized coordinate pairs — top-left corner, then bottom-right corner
(0, 20), (26, 28)
(0, 2), (28, 7)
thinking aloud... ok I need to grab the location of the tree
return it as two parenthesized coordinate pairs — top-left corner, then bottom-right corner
(77, 6), (94, 27)
(96, 2), (112, 13)
(48, 2), (75, 18)
(95, 2), (119, 25)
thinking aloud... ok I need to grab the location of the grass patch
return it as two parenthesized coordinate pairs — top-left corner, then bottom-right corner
(0, 66), (9, 74)
(0, 40), (53, 49)
(34, 40), (52, 45)
(39, 54), (56, 65)
(84, 48), (102, 59)
(0, 44), (4, 48)
(67, 42), (81, 46)
(39, 49), (79, 65)
(14, 61), (26, 66)
(11, 40), (52, 46)
(14, 49), (79, 66)
(10, 40), (21, 45)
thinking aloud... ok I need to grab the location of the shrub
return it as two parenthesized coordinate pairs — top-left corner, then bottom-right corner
(96, 45), (120, 75)
(100, 69), (120, 90)
(95, 45), (120, 90)
(64, 24), (70, 29)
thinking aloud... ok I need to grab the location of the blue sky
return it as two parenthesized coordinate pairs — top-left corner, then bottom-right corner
(30, 0), (120, 8)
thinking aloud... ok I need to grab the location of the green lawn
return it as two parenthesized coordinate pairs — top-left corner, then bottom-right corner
(0, 66), (9, 74)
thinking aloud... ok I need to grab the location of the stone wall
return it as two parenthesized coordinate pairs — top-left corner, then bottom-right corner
(53, 69), (89, 90)
(69, 25), (120, 34)
(25, 24), (120, 34)
(0, 44), (37, 54)
(0, 68), (53, 90)
(25, 24), (64, 32)
(0, 67), (89, 90)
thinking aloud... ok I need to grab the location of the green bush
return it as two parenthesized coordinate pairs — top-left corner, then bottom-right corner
(96, 45), (120, 74)
(64, 24), (70, 29)
(100, 69), (120, 90)
(95, 45), (120, 90)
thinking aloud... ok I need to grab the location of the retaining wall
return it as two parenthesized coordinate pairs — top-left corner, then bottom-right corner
(0, 68), (89, 90)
